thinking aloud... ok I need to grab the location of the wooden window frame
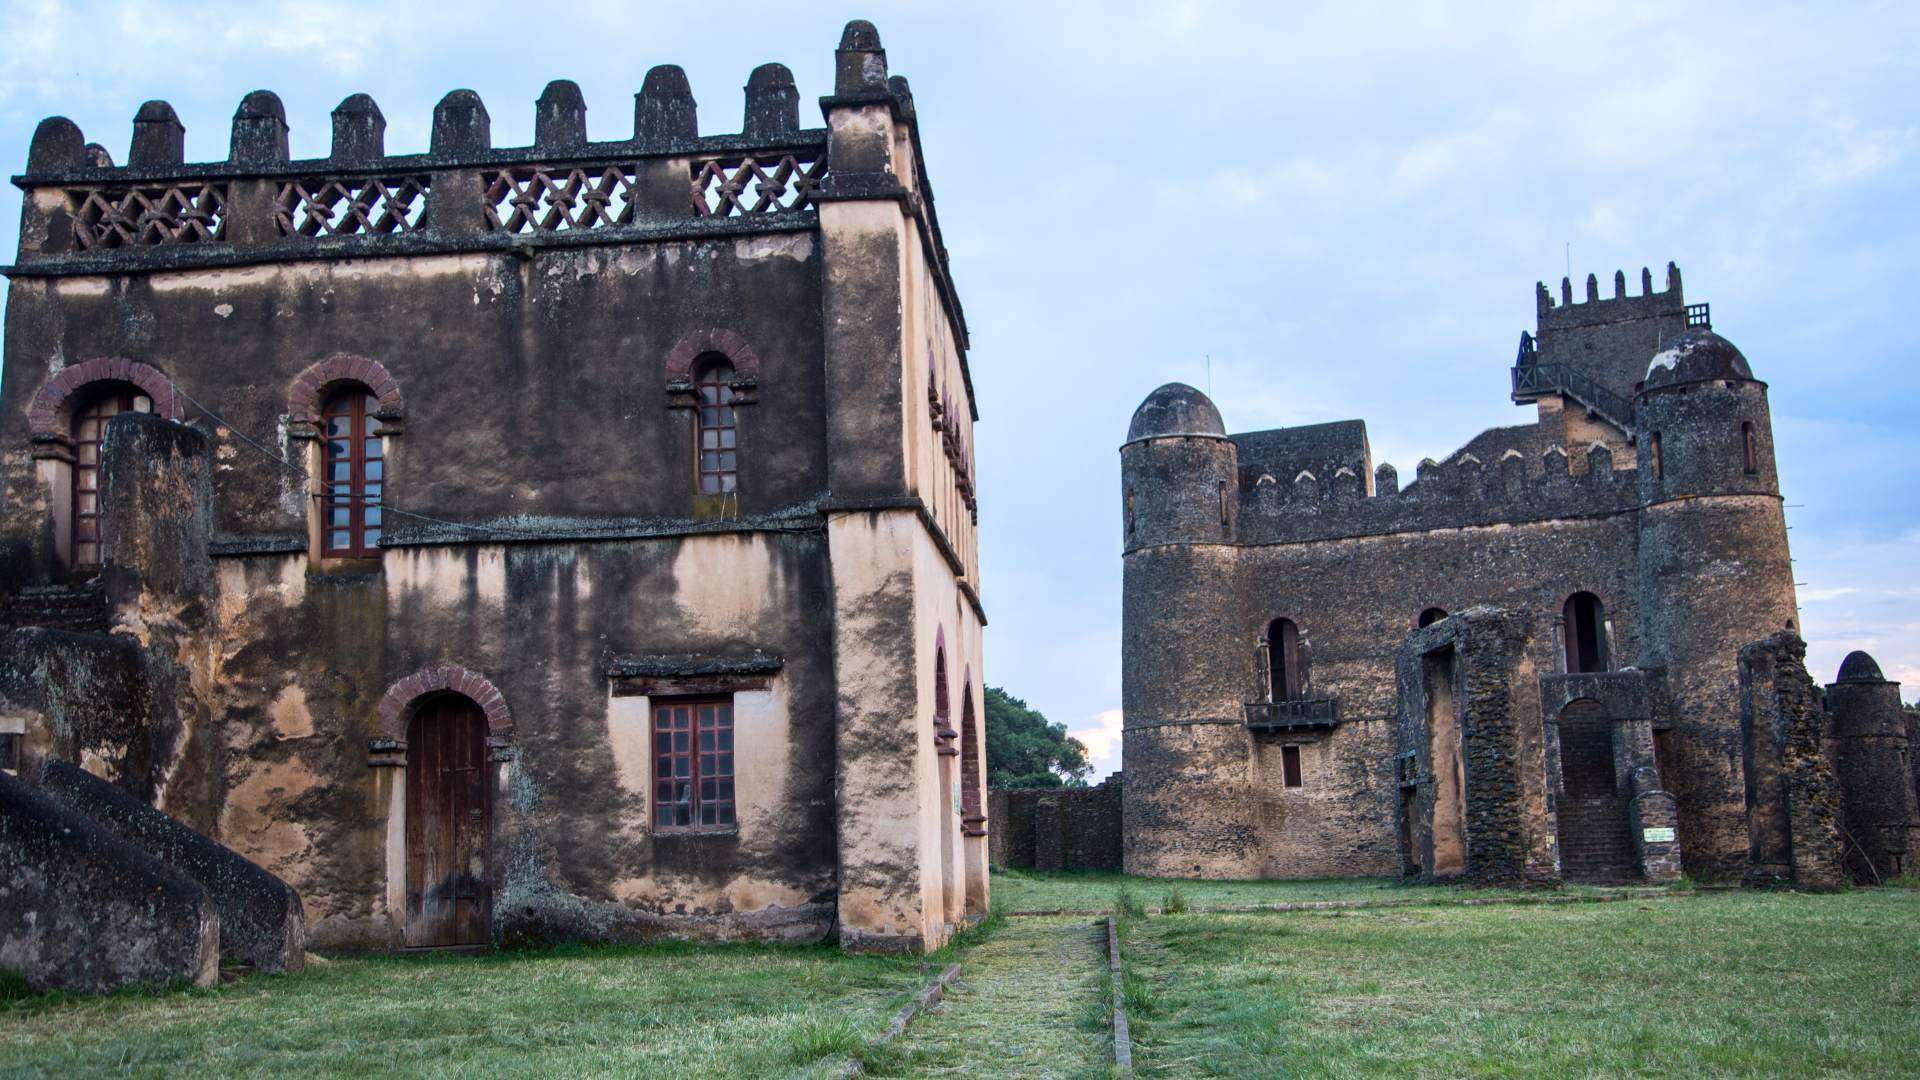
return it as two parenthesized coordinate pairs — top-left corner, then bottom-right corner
(69, 384), (153, 576)
(694, 358), (739, 498)
(321, 389), (384, 558)
(652, 695), (737, 832)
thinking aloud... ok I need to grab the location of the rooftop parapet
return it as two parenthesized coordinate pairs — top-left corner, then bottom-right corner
(10, 54), (862, 269)
(1223, 436), (1641, 548)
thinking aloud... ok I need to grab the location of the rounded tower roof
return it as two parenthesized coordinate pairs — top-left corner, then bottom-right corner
(1128, 383), (1225, 441)
(1643, 329), (1753, 391)
(1836, 650), (1886, 683)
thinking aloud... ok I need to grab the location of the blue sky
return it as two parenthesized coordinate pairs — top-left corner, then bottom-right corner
(3, 2), (1915, 778)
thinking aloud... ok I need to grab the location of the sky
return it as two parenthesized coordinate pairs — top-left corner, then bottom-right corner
(2, 1), (1915, 780)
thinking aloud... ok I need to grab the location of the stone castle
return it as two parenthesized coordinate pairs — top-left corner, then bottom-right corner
(1116, 268), (1917, 887)
(0, 20), (989, 982)
(0, 18), (1914, 993)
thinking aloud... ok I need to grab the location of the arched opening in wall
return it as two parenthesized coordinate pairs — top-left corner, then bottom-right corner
(1649, 432), (1663, 480)
(933, 634), (960, 927)
(405, 692), (492, 948)
(1423, 647), (1465, 878)
(321, 386), (384, 558)
(960, 674), (988, 915)
(68, 382), (154, 576)
(1417, 607), (1448, 629)
(694, 355), (739, 498)
(1562, 592), (1610, 674)
(1555, 698), (1634, 882)
(1266, 618), (1302, 702)
(1741, 421), (1758, 475)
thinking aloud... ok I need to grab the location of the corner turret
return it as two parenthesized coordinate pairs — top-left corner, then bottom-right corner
(1121, 383), (1237, 548)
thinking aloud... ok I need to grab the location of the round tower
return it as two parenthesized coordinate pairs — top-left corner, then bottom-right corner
(1631, 329), (1799, 882)
(1825, 651), (1915, 882)
(1120, 384), (1260, 877)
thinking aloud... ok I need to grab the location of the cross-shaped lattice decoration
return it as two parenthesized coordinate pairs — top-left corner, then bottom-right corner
(483, 166), (639, 233)
(691, 155), (827, 217)
(275, 175), (429, 237)
(69, 183), (227, 249)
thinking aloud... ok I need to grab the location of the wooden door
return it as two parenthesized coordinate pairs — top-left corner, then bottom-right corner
(405, 695), (491, 947)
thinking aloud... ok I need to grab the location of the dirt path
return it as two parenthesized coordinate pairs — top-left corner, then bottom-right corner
(876, 916), (1112, 1077)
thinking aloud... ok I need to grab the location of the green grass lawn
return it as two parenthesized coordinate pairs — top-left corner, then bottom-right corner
(990, 868), (1635, 913)
(1116, 888), (1920, 1077)
(0, 940), (930, 1078)
(4, 876), (1913, 1078)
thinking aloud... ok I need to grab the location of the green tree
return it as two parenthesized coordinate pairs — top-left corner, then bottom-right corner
(984, 686), (1092, 789)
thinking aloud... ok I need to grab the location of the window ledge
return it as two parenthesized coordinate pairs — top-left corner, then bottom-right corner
(653, 826), (740, 840)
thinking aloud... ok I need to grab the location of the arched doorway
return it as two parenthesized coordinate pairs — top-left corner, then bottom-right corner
(1554, 699), (1634, 882)
(405, 693), (492, 947)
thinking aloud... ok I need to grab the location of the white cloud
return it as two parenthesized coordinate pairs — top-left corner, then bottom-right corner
(1069, 709), (1124, 781)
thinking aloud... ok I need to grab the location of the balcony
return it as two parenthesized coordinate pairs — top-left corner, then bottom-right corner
(1243, 697), (1339, 732)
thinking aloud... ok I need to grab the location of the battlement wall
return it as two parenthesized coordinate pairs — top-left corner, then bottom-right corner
(1230, 440), (1640, 547)
(1528, 262), (1696, 404)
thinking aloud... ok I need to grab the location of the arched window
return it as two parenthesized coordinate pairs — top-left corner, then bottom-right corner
(322, 387), (384, 557)
(960, 676), (984, 831)
(695, 356), (738, 496)
(933, 635), (958, 752)
(1741, 422), (1758, 475)
(1649, 432), (1663, 480)
(1266, 617), (1302, 702)
(69, 383), (153, 574)
(1562, 592), (1610, 673)
(1417, 607), (1448, 628)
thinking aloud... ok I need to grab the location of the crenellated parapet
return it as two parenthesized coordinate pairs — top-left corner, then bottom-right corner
(1232, 439), (1640, 546)
(7, 30), (955, 301)
(1518, 262), (1705, 410)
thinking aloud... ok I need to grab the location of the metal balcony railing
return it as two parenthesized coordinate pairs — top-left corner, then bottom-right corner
(1243, 697), (1339, 731)
(1510, 361), (1634, 431)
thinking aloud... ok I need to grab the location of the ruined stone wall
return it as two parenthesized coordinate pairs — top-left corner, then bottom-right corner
(1394, 608), (1554, 887)
(1739, 633), (1845, 888)
(990, 775), (1123, 873)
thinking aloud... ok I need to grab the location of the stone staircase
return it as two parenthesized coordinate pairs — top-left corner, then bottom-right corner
(1556, 796), (1639, 883)
(2, 582), (110, 634)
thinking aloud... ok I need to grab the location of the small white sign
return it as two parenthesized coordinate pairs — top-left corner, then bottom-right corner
(1642, 827), (1676, 843)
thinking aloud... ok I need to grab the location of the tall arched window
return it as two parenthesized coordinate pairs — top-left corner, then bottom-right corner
(695, 356), (738, 496)
(933, 635), (958, 753)
(322, 388), (384, 557)
(69, 383), (153, 574)
(1266, 617), (1302, 702)
(960, 675), (983, 831)
(1649, 432), (1663, 480)
(1741, 422), (1758, 475)
(1562, 591), (1610, 673)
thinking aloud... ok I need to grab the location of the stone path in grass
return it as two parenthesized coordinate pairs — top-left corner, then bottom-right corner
(878, 916), (1112, 1077)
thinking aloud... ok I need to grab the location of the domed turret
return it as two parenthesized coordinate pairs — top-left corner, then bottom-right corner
(1837, 650), (1887, 683)
(1644, 329), (1753, 390)
(1127, 383), (1225, 442)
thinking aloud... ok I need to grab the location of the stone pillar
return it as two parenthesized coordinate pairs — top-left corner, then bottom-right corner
(1740, 633), (1845, 888)
(1825, 651), (1914, 883)
(1628, 766), (1683, 882)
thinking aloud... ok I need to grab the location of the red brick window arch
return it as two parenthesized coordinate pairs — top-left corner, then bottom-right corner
(322, 386), (385, 556)
(694, 356), (739, 496)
